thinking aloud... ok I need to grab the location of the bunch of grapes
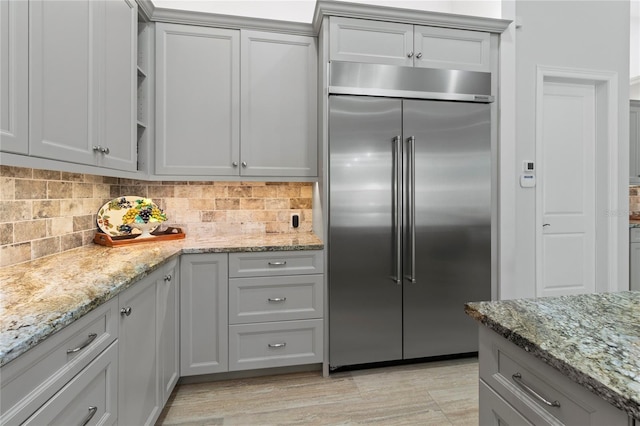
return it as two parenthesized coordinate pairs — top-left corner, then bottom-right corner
(122, 208), (139, 224)
(121, 202), (167, 224)
(137, 207), (152, 223)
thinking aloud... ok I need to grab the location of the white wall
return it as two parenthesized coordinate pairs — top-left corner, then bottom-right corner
(500, 0), (630, 299)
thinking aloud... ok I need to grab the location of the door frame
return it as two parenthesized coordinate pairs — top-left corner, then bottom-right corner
(534, 65), (619, 294)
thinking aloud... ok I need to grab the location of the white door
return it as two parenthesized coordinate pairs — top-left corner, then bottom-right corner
(536, 81), (596, 297)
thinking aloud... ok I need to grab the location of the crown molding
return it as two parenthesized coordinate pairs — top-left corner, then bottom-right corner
(312, 0), (512, 34)
(136, 0), (155, 22)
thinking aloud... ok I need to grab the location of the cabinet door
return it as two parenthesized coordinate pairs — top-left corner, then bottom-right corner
(99, 0), (137, 171)
(329, 17), (413, 66)
(0, 0), (28, 154)
(630, 102), (640, 179)
(118, 274), (159, 426)
(413, 26), (491, 72)
(180, 253), (229, 376)
(240, 31), (317, 177)
(157, 259), (179, 406)
(29, 0), (99, 164)
(155, 23), (240, 176)
(630, 242), (640, 291)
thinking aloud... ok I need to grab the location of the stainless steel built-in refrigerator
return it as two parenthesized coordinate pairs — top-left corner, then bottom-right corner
(328, 62), (492, 369)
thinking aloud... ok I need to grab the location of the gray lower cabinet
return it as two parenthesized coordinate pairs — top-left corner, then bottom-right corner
(155, 23), (318, 179)
(157, 258), (180, 406)
(180, 253), (229, 376)
(23, 342), (118, 426)
(0, 0), (28, 154)
(479, 326), (630, 425)
(0, 298), (119, 425)
(118, 269), (160, 426)
(28, 0), (137, 172)
(329, 16), (491, 72)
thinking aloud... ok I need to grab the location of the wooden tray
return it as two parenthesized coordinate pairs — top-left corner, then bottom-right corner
(94, 226), (185, 247)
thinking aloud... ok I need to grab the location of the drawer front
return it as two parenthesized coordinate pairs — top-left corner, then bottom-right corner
(631, 228), (640, 243)
(480, 380), (535, 426)
(229, 275), (323, 324)
(479, 327), (629, 426)
(229, 250), (323, 278)
(1, 298), (119, 425)
(229, 319), (323, 371)
(23, 341), (118, 426)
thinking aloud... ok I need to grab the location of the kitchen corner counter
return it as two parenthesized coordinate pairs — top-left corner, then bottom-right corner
(0, 232), (323, 367)
(465, 292), (640, 420)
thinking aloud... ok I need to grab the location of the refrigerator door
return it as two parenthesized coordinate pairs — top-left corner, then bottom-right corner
(329, 95), (403, 367)
(402, 99), (491, 359)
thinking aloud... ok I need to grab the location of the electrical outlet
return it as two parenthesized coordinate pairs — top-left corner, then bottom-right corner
(291, 214), (299, 228)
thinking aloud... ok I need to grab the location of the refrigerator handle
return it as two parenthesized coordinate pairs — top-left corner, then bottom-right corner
(393, 135), (402, 284)
(406, 136), (417, 283)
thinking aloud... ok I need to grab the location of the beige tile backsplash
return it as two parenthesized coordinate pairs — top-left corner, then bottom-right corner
(0, 165), (313, 267)
(631, 186), (640, 214)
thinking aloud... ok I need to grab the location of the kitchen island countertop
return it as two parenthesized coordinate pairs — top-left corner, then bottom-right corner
(465, 292), (640, 419)
(0, 232), (323, 367)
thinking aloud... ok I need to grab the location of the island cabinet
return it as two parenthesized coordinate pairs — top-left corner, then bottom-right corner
(0, 0), (28, 154)
(478, 327), (630, 426)
(28, 0), (137, 172)
(329, 16), (491, 72)
(155, 23), (317, 178)
(180, 250), (324, 376)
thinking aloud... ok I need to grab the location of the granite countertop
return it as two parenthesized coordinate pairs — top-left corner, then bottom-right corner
(0, 232), (323, 367)
(465, 292), (640, 419)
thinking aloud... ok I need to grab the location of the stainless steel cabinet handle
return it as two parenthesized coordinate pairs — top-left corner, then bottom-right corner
(543, 223), (551, 227)
(512, 373), (561, 408)
(406, 136), (417, 283)
(268, 343), (286, 348)
(232, 161), (239, 167)
(416, 52), (423, 59)
(164, 274), (172, 282)
(267, 297), (287, 302)
(67, 333), (98, 354)
(241, 161), (247, 168)
(80, 406), (98, 426)
(407, 51), (414, 58)
(268, 261), (287, 266)
(393, 135), (402, 284)
(120, 307), (132, 316)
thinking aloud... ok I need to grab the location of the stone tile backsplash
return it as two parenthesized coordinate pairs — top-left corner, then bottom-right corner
(631, 186), (640, 215)
(0, 165), (313, 267)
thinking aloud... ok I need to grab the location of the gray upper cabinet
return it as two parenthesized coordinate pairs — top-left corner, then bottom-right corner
(155, 24), (318, 178)
(155, 23), (240, 176)
(0, 0), (28, 154)
(630, 100), (640, 180)
(29, 0), (137, 172)
(330, 17), (491, 72)
(240, 31), (317, 177)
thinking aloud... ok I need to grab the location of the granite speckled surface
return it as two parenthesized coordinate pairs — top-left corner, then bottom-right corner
(465, 292), (640, 419)
(0, 232), (323, 367)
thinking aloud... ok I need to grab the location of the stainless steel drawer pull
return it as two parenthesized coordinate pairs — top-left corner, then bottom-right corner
(268, 261), (287, 266)
(268, 343), (286, 348)
(268, 297), (287, 302)
(67, 333), (98, 354)
(80, 406), (98, 426)
(512, 373), (561, 408)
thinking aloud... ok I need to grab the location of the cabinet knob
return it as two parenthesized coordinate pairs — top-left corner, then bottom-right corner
(92, 145), (101, 152)
(407, 51), (414, 58)
(232, 161), (239, 167)
(164, 274), (172, 282)
(100, 146), (110, 155)
(120, 307), (132, 316)
(241, 161), (247, 168)
(416, 52), (423, 59)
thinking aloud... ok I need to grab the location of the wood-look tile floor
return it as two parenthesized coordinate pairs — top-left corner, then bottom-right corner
(157, 357), (479, 426)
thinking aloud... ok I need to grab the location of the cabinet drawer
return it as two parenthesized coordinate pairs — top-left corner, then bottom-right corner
(1, 298), (119, 425)
(24, 341), (118, 426)
(228, 250), (323, 278)
(479, 327), (629, 426)
(229, 275), (323, 324)
(229, 319), (323, 371)
(480, 380), (534, 426)
(630, 228), (640, 243)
